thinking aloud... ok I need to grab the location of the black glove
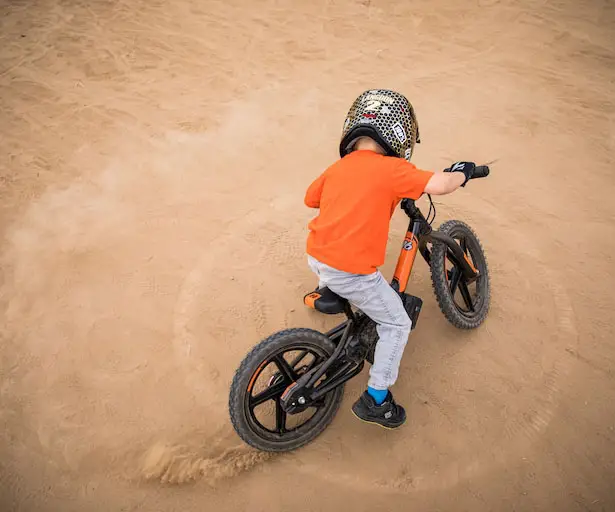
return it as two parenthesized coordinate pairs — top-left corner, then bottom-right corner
(444, 161), (476, 187)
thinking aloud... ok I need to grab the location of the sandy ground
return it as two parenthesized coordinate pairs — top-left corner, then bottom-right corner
(1, 0), (615, 510)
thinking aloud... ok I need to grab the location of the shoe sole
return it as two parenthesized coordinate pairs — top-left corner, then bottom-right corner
(351, 408), (405, 430)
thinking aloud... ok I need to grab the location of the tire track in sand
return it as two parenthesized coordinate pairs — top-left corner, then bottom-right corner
(167, 215), (310, 484)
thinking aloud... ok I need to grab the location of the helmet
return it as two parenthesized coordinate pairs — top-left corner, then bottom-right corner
(339, 89), (420, 161)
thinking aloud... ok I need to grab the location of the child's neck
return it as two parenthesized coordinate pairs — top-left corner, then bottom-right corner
(354, 138), (386, 154)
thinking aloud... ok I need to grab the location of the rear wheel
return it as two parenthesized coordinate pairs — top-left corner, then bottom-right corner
(229, 328), (344, 452)
(430, 220), (490, 329)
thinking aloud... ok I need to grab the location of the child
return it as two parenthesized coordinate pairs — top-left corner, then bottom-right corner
(304, 89), (477, 428)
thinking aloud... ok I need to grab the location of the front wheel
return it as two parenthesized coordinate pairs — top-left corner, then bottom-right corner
(430, 220), (490, 329)
(228, 328), (344, 452)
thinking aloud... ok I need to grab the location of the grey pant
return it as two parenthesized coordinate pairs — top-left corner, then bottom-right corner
(308, 256), (412, 390)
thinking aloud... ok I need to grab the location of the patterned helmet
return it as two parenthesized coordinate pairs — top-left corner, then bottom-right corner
(339, 89), (420, 161)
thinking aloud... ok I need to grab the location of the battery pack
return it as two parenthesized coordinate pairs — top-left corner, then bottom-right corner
(402, 294), (423, 331)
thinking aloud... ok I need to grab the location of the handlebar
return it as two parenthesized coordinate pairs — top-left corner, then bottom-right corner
(402, 163), (490, 208)
(401, 162), (491, 224)
(472, 165), (490, 179)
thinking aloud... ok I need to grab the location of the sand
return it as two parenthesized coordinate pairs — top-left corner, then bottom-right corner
(1, 0), (614, 510)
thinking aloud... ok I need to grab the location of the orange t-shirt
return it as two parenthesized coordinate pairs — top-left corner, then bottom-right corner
(305, 150), (434, 275)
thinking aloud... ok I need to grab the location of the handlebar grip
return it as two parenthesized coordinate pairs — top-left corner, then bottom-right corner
(473, 165), (490, 179)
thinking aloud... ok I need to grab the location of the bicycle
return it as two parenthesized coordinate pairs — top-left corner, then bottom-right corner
(228, 166), (491, 452)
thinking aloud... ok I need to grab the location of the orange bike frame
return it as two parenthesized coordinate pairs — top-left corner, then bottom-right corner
(391, 199), (480, 295)
(391, 223), (421, 294)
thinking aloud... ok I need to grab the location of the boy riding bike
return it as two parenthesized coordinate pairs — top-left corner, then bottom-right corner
(305, 89), (479, 428)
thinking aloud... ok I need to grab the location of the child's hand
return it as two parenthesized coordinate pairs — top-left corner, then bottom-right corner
(444, 162), (476, 187)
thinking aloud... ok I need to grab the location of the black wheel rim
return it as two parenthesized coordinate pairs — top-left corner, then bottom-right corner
(244, 344), (332, 439)
(444, 233), (486, 317)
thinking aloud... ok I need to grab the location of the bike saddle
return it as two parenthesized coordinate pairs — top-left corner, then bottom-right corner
(303, 287), (348, 315)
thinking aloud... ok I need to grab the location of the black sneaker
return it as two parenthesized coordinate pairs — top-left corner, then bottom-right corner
(351, 390), (406, 429)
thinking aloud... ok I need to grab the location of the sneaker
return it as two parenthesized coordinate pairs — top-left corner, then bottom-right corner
(351, 390), (406, 429)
